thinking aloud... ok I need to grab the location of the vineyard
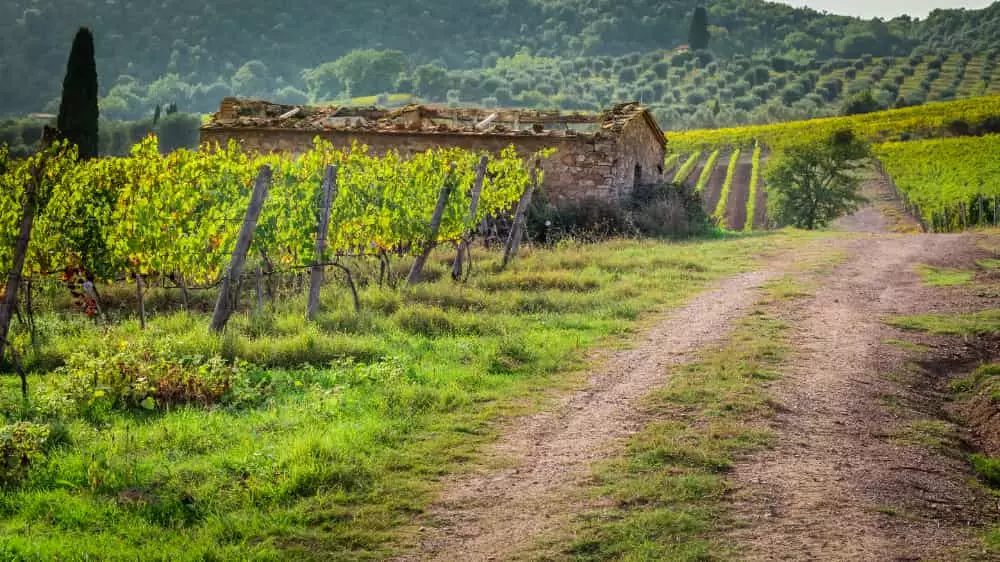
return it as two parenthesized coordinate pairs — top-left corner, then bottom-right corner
(664, 94), (1000, 232)
(667, 94), (1000, 152)
(875, 135), (1000, 231)
(665, 144), (766, 232)
(0, 139), (536, 329)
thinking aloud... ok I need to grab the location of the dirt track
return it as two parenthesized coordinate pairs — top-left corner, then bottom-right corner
(395, 267), (788, 561)
(393, 184), (995, 560)
(725, 233), (990, 560)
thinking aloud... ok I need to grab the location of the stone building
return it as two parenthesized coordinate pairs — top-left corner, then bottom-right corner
(200, 98), (667, 202)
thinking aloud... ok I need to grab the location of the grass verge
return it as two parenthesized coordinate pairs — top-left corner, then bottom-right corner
(886, 309), (1000, 555)
(887, 310), (1000, 337)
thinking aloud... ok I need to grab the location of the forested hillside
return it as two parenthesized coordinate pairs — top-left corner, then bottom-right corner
(2, 0), (1000, 125)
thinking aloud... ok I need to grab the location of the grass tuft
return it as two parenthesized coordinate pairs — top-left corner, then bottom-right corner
(888, 310), (1000, 337)
(915, 264), (974, 287)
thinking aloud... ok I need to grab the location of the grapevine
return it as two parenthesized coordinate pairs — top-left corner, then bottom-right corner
(672, 151), (702, 184)
(694, 149), (720, 193)
(713, 149), (741, 224)
(0, 138), (535, 300)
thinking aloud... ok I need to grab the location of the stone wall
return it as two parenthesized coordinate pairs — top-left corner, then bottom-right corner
(200, 124), (665, 203)
(608, 117), (668, 195)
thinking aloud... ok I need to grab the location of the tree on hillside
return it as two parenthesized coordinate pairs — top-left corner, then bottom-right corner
(842, 90), (883, 115)
(156, 112), (201, 153)
(688, 7), (710, 51)
(766, 131), (870, 230)
(57, 27), (99, 159)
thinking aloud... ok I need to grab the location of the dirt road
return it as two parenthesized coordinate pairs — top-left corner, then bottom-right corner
(394, 189), (993, 561)
(395, 267), (787, 561)
(725, 233), (989, 560)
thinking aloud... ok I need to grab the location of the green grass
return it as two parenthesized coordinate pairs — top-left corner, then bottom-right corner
(882, 339), (931, 353)
(977, 258), (1000, 270)
(888, 419), (958, 452)
(560, 276), (807, 561)
(0, 233), (817, 560)
(887, 310), (1000, 337)
(915, 264), (975, 287)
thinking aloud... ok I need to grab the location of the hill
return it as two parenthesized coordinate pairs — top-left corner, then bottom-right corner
(3, 0), (1000, 122)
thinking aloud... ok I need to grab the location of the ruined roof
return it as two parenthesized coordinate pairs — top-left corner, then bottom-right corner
(202, 97), (665, 148)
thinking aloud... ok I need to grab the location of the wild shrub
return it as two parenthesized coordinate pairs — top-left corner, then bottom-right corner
(0, 422), (50, 486)
(527, 182), (709, 243)
(47, 341), (251, 414)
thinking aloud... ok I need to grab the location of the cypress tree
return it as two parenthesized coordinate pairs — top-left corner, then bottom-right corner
(688, 7), (710, 51)
(57, 27), (99, 159)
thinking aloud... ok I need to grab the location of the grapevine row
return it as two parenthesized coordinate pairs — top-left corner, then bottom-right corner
(712, 149), (741, 224)
(874, 134), (1000, 231)
(672, 151), (702, 184)
(694, 149), (720, 193)
(0, 138), (534, 290)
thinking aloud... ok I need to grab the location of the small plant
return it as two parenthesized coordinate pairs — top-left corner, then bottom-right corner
(0, 422), (50, 486)
(971, 454), (1000, 488)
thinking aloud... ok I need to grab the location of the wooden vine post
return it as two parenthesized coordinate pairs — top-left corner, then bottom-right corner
(210, 165), (272, 333)
(307, 165), (338, 320)
(501, 159), (539, 270)
(0, 157), (45, 388)
(407, 164), (456, 285)
(452, 156), (488, 281)
(135, 274), (147, 329)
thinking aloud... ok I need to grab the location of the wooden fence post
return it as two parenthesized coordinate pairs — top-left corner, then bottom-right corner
(501, 160), (539, 270)
(210, 165), (272, 333)
(0, 157), (44, 375)
(407, 165), (456, 285)
(452, 156), (488, 281)
(307, 165), (338, 320)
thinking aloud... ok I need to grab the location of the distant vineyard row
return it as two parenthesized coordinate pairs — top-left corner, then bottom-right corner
(665, 144), (765, 232)
(666, 94), (1000, 151)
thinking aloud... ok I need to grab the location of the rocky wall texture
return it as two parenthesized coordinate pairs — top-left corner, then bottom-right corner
(200, 127), (663, 203)
(607, 117), (667, 197)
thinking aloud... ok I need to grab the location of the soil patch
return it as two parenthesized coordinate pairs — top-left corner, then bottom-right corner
(726, 158), (753, 230)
